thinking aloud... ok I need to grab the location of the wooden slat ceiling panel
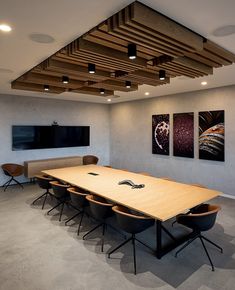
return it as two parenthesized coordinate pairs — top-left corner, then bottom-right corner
(11, 1), (235, 97)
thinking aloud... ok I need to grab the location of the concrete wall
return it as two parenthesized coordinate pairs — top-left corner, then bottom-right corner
(0, 94), (110, 184)
(110, 85), (235, 196)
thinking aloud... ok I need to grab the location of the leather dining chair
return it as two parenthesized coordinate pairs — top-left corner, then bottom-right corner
(47, 181), (70, 221)
(1, 163), (24, 191)
(66, 187), (89, 235)
(83, 194), (113, 252)
(108, 205), (154, 275)
(32, 175), (54, 209)
(83, 155), (99, 165)
(175, 204), (223, 271)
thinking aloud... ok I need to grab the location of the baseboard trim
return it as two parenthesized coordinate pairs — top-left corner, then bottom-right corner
(221, 193), (235, 200)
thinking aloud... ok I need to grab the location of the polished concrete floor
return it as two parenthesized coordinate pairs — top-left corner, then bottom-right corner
(0, 184), (235, 290)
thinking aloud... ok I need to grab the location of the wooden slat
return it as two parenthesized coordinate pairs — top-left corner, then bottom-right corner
(173, 56), (213, 75)
(11, 81), (65, 94)
(130, 2), (203, 52)
(71, 87), (113, 96)
(44, 59), (111, 81)
(88, 79), (138, 92)
(20, 72), (85, 89)
(204, 40), (235, 63)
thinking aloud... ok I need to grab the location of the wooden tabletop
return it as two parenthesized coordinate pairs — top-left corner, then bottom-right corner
(42, 165), (221, 222)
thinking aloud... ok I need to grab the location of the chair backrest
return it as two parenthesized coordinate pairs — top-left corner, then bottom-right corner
(35, 175), (53, 190)
(50, 181), (70, 199)
(86, 194), (113, 220)
(67, 187), (88, 208)
(83, 155), (99, 165)
(1, 163), (24, 177)
(112, 205), (154, 234)
(177, 204), (221, 232)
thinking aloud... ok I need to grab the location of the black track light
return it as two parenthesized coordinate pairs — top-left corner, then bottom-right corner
(88, 63), (96, 74)
(125, 81), (131, 89)
(100, 88), (105, 95)
(44, 85), (49, 91)
(159, 70), (166, 81)
(62, 76), (69, 84)
(128, 44), (136, 60)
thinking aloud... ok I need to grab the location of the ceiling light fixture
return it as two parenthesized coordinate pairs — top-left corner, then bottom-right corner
(201, 81), (207, 86)
(125, 81), (131, 89)
(107, 98), (112, 102)
(145, 92), (150, 96)
(159, 70), (166, 81)
(100, 88), (105, 95)
(44, 85), (49, 91)
(128, 44), (136, 60)
(0, 24), (12, 32)
(88, 63), (96, 74)
(62, 76), (69, 84)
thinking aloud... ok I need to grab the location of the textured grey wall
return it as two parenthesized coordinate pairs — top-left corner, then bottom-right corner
(110, 85), (235, 196)
(0, 94), (110, 184)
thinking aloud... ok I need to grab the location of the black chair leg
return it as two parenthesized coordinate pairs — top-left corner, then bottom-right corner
(32, 191), (48, 205)
(108, 237), (132, 258)
(83, 223), (103, 240)
(201, 235), (223, 253)
(59, 203), (65, 222)
(2, 179), (11, 187)
(47, 202), (63, 215)
(135, 238), (155, 253)
(65, 211), (82, 226)
(199, 236), (215, 271)
(3, 177), (13, 191)
(101, 223), (106, 252)
(77, 211), (85, 236)
(13, 178), (23, 189)
(132, 235), (137, 275)
(42, 193), (48, 210)
(175, 235), (199, 257)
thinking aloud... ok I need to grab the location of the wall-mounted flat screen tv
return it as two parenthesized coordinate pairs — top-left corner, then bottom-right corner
(12, 125), (90, 150)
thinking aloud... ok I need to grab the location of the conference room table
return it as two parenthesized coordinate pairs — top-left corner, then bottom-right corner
(42, 165), (221, 258)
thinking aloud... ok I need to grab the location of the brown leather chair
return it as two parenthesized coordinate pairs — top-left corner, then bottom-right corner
(83, 194), (114, 252)
(1, 163), (24, 191)
(108, 205), (154, 274)
(175, 204), (223, 271)
(83, 155), (99, 165)
(32, 175), (54, 209)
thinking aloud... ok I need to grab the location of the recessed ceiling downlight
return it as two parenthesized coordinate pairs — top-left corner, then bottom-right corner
(29, 33), (55, 44)
(0, 24), (12, 32)
(212, 25), (235, 37)
(201, 81), (207, 86)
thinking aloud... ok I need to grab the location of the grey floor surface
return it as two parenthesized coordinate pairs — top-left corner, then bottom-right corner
(0, 184), (235, 290)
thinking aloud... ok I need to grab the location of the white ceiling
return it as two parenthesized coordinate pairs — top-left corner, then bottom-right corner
(0, 0), (235, 104)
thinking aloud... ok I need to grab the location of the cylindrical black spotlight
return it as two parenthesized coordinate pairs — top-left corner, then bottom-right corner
(125, 81), (131, 89)
(62, 76), (69, 84)
(159, 70), (166, 80)
(88, 63), (96, 74)
(44, 85), (49, 91)
(100, 88), (105, 95)
(128, 44), (136, 60)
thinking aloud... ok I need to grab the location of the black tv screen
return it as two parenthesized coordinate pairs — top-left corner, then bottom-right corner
(12, 125), (90, 150)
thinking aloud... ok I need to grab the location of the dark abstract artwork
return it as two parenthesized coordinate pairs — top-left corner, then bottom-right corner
(199, 110), (224, 161)
(173, 112), (194, 158)
(152, 114), (170, 155)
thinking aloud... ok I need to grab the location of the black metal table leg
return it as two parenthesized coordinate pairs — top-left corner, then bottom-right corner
(156, 220), (163, 259)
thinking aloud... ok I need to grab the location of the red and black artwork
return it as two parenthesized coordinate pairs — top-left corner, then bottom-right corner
(152, 114), (170, 155)
(199, 110), (224, 161)
(173, 112), (194, 158)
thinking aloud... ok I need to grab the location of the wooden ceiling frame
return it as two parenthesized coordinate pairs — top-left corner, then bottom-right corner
(11, 1), (235, 97)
